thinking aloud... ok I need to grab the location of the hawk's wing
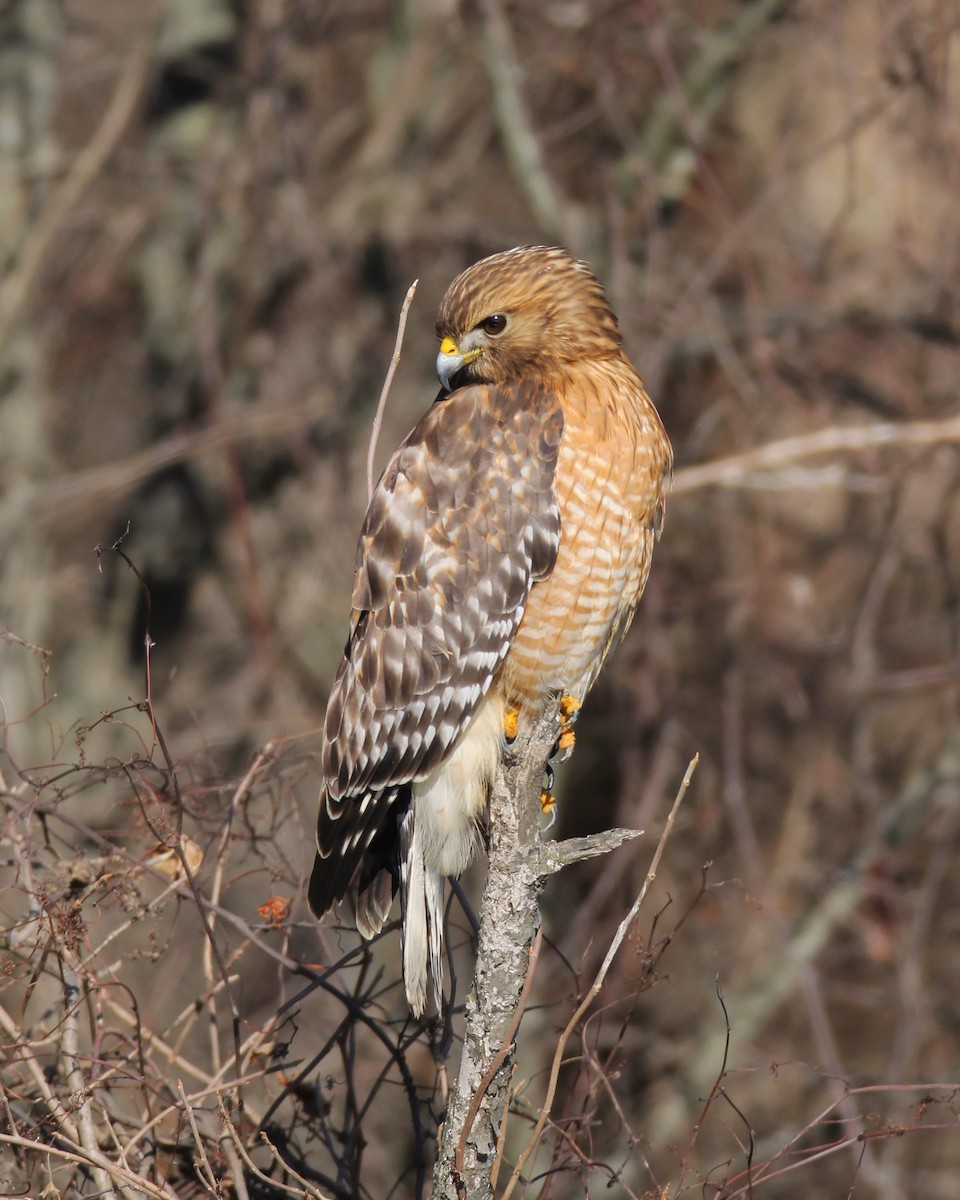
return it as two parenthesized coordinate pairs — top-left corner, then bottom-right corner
(310, 379), (563, 913)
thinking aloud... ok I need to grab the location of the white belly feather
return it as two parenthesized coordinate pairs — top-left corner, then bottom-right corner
(412, 690), (506, 876)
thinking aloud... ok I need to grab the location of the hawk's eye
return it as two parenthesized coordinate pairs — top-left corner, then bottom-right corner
(481, 313), (507, 335)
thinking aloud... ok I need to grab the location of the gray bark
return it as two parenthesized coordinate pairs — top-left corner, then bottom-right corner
(432, 704), (642, 1199)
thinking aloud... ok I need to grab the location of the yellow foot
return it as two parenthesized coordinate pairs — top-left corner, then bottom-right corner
(540, 763), (556, 820)
(540, 787), (558, 829)
(503, 707), (519, 742)
(554, 693), (581, 761)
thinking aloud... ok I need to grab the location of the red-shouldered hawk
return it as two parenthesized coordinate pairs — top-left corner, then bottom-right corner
(308, 246), (671, 1015)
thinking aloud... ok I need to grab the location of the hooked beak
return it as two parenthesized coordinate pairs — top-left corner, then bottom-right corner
(436, 334), (482, 392)
(436, 336), (463, 392)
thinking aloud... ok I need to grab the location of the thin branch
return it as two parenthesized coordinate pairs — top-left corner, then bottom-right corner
(367, 279), (419, 500)
(178, 1079), (219, 1193)
(541, 827), (643, 874)
(645, 741), (960, 1155)
(119, 1066), (280, 1160)
(219, 1113), (327, 1200)
(258, 1130), (331, 1199)
(9, 402), (955, 539)
(432, 704), (561, 1200)
(671, 412), (960, 495)
(0, 1134), (181, 1200)
(202, 746), (275, 1090)
(59, 961), (123, 1200)
(0, 987), (78, 1147)
(0, 396), (332, 532)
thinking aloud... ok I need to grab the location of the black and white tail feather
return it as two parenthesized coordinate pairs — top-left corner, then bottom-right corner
(399, 809), (446, 1017)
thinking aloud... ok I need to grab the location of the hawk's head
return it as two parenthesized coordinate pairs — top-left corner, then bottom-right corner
(434, 245), (623, 392)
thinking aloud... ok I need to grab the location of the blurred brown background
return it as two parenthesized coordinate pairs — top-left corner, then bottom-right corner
(2, 0), (960, 1196)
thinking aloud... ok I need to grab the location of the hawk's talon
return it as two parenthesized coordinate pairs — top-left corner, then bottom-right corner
(503, 707), (520, 743)
(540, 763), (557, 824)
(551, 692), (582, 763)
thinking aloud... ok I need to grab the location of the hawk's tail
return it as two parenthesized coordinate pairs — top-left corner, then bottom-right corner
(399, 809), (445, 1017)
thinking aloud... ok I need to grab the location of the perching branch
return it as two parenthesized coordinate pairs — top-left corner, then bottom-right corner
(432, 703), (560, 1200)
(432, 711), (690, 1200)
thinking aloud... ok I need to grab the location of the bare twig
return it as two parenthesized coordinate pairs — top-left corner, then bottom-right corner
(0, 1135), (181, 1200)
(59, 961), (123, 1200)
(671, 412), (960, 495)
(0, 996), (80, 1145)
(367, 279), (419, 500)
(647, 740), (960, 1152)
(202, 746), (275, 1086)
(7, 402), (955, 540)
(215, 1116), (326, 1200)
(178, 1079), (219, 1193)
(258, 1130), (330, 1199)
(220, 1119), (252, 1200)
(720, 1083), (960, 1197)
(0, 396), (331, 531)
(541, 826), (643, 874)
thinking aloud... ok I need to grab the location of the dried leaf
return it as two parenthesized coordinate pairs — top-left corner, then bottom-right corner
(143, 836), (203, 880)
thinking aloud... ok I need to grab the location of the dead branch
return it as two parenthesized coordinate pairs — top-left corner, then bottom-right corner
(541, 826), (643, 874)
(646, 736), (960, 1153)
(367, 279), (419, 499)
(432, 716), (685, 1200)
(671, 411), (960, 495)
(432, 703), (561, 1200)
(0, 395), (333, 533)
